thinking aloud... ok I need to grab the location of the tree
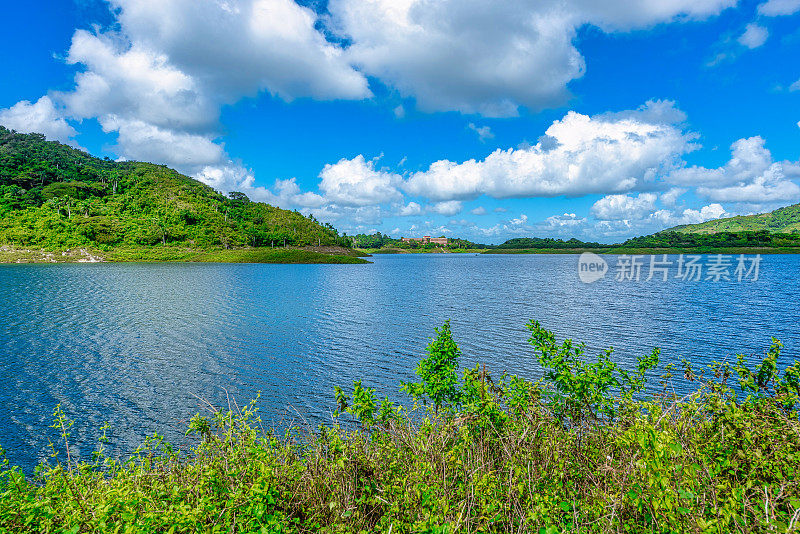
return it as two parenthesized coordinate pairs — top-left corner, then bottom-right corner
(228, 191), (249, 203)
(402, 320), (462, 413)
(152, 215), (168, 245)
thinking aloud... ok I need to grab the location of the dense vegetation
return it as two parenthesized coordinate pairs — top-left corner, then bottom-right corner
(2, 322), (799, 532)
(669, 203), (800, 234)
(618, 230), (800, 250)
(0, 126), (350, 252)
(492, 237), (608, 250)
(352, 232), (486, 250)
(351, 232), (399, 249)
(351, 234), (604, 251)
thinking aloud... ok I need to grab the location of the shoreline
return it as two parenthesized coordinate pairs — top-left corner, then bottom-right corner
(485, 246), (800, 255)
(359, 246), (800, 255)
(2, 322), (798, 532)
(0, 245), (371, 265)
(4, 245), (800, 265)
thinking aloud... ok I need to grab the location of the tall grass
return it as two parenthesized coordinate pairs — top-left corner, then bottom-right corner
(1, 321), (799, 533)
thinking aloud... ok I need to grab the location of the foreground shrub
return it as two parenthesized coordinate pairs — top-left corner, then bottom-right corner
(2, 322), (800, 533)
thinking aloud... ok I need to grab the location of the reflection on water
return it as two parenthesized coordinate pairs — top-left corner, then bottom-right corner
(1, 254), (798, 472)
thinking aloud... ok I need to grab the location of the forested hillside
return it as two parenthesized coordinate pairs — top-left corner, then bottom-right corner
(669, 203), (800, 234)
(0, 126), (349, 251)
(613, 203), (800, 249)
(618, 230), (800, 249)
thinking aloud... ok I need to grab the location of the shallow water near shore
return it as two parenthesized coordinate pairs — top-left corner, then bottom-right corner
(1, 253), (798, 472)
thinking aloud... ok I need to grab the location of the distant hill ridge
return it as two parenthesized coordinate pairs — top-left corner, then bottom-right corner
(485, 202), (800, 251)
(0, 126), (350, 251)
(667, 203), (800, 235)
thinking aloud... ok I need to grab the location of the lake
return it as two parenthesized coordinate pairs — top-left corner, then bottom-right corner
(1, 253), (798, 472)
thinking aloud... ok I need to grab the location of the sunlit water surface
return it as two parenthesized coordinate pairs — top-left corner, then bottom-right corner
(1, 254), (798, 472)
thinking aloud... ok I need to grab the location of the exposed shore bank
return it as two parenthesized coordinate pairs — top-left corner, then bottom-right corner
(0, 245), (371, 264)
(356, 246), (800, 255)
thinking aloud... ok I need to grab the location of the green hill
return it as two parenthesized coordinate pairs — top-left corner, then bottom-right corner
(0, 126), (361, 262)
(606, 202), (800, 251)
(480, 203), (800, 253)
(668, 203), (800, 234)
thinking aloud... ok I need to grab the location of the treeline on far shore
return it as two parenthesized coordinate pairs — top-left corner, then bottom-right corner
(353, 230), (800, 253)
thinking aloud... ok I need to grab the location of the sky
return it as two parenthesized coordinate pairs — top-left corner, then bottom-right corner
(1, 0), (799, 244)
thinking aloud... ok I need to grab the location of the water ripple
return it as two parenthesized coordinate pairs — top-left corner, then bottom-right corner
(1, 254), (798, 472)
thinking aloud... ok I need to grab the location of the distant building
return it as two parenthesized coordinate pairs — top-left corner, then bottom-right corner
(401, 235), (449, 245)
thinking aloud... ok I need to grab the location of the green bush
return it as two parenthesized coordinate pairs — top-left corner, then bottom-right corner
(401, 320), (462, 413)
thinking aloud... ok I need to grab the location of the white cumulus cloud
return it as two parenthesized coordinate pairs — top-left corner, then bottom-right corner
(758, 0), (800, 16)
(468, 123), (494, 142)
(540, 212), (585, 230)
(738, 23), (769, 49)
(403, 101), (696, 200)
(651, 204), (728, 226)
(398, 201), (423, 216)
(590, 193), (659, 221)
(101, 116), (225, 169)
(318, 155), (403, 207)
(108, 0), (369, 102)
(670, 136), (800, 204)
(327, 0), (733, 115)
(0, 96), (77, 145)
(586, 191), (728, 235)
(428, 200), (463, 216)
(62, 30), (215, 130)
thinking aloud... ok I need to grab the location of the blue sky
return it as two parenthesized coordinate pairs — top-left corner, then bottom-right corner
(1, 0), (799, 243)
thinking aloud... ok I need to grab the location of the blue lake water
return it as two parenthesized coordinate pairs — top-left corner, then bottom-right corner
(1, 253), (798, 472)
